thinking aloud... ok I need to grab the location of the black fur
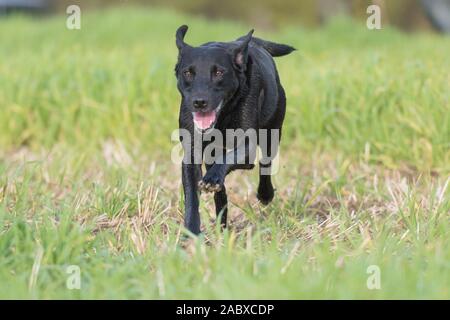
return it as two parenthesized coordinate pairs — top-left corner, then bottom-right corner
(175, 25), (295, 235)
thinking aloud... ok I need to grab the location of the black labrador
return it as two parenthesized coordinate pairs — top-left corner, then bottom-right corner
(175, 25), (295, 235)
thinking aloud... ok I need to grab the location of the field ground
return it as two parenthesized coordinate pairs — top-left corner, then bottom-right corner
(0, 8), (449, 299)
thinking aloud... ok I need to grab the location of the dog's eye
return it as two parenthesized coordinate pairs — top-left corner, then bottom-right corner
(183, 70), (193, 79)
(213, 70), (224, 78)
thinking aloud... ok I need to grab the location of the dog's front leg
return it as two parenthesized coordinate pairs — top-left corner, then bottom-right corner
(182, 163), (202, 235)
(199, 139), (257, 192)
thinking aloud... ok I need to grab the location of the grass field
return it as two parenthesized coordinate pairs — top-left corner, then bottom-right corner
(0, 8), (449, 299)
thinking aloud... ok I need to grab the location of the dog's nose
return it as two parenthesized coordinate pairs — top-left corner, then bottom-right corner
(193, 99), (208, 109)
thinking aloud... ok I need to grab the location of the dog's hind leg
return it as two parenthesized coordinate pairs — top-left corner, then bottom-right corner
(257, 132), (275, 205)
(257, 85), (286, 205)
(214, 187), (228, 229)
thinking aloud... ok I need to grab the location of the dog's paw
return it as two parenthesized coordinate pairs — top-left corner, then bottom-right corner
(198, 180), (222, 193)
(198, 167), (225, 193)
(257, 183), (275, 205)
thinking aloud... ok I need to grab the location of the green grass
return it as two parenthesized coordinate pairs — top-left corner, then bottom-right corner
(0, 8), (449, 299)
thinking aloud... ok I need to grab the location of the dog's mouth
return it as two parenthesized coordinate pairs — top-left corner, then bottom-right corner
(192, 100), (223, 132)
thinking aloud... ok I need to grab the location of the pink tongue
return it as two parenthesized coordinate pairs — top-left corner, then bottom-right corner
(193, 110), (216, 130)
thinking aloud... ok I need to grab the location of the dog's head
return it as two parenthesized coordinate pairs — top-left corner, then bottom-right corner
(175, 25), (253, 132)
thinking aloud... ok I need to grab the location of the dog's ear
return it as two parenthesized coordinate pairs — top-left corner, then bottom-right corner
(232, 29), (254, 72)
(176, 25), (190, 51)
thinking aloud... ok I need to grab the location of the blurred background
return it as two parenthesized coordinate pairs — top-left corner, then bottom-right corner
(1, 0), (450, 33)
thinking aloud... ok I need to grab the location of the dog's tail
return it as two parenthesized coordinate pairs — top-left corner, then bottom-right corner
(252, 37), (296, 57)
